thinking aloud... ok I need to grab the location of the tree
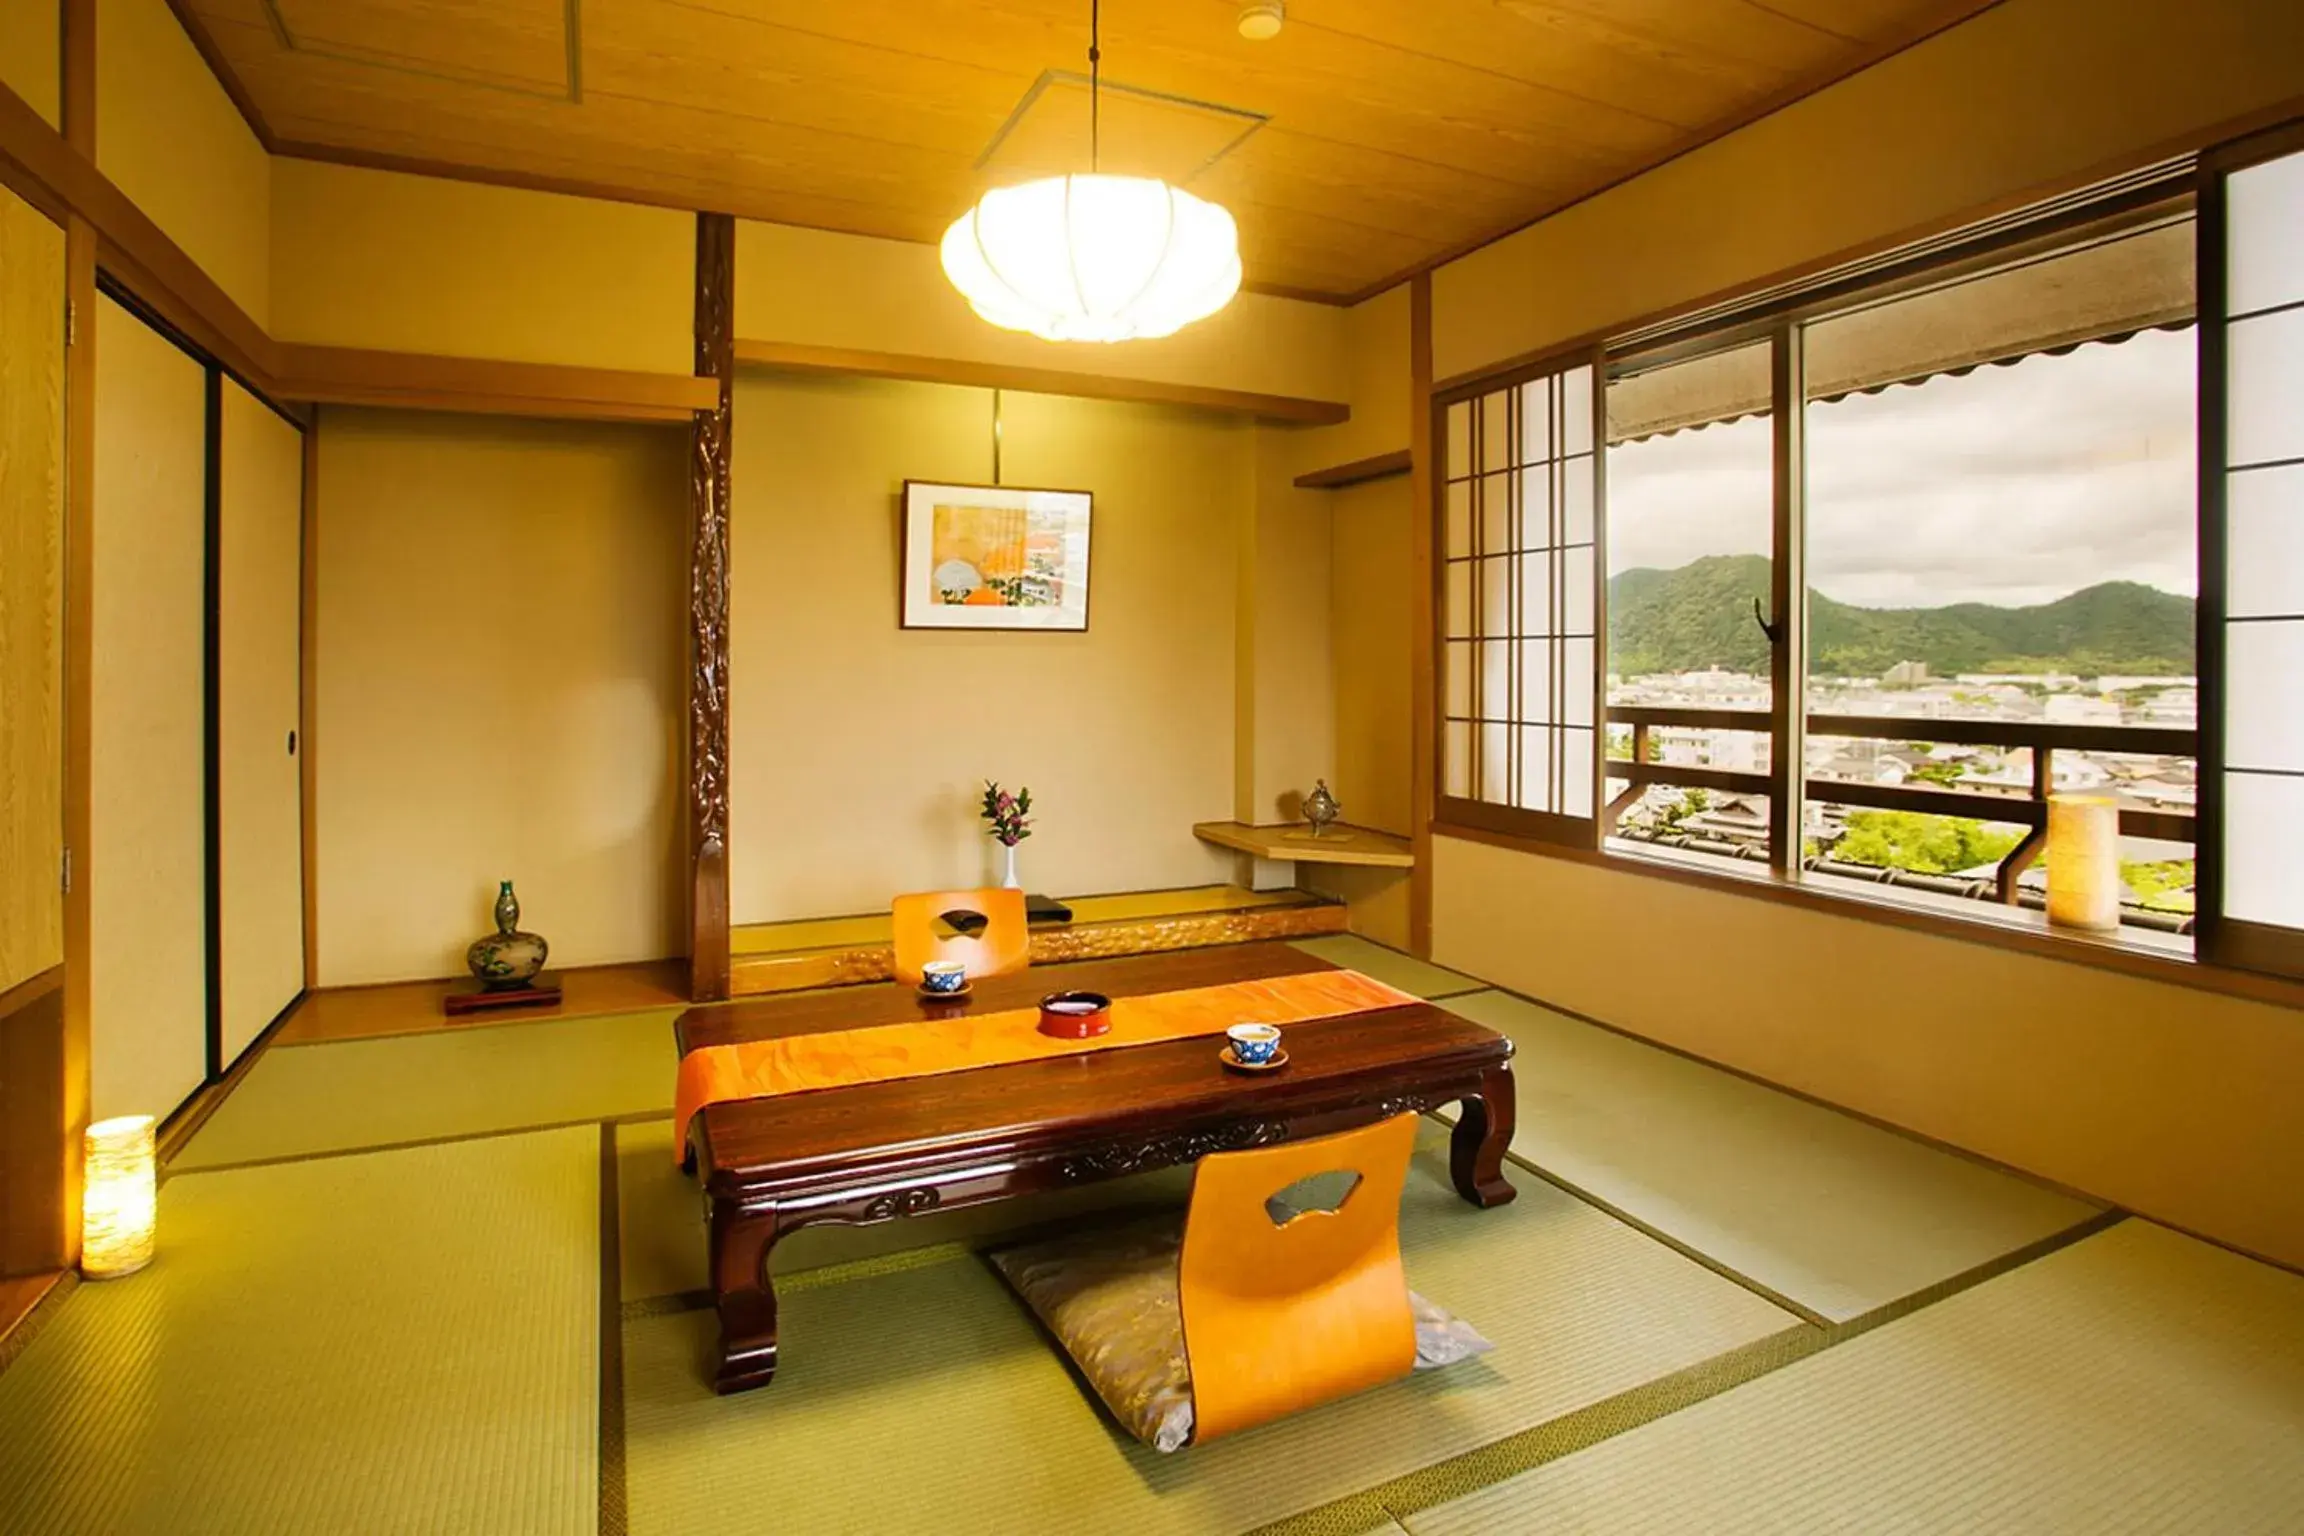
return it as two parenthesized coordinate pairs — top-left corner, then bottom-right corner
(1826, 810), (2022, 875)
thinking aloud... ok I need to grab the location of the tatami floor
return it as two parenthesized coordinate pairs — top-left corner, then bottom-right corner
(2, 936), (2299, 1534)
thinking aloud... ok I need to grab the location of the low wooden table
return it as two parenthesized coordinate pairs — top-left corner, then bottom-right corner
(674, 943), (1517, 1394)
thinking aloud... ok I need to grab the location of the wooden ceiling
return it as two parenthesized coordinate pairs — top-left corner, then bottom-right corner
(177, 0), (2002, 302)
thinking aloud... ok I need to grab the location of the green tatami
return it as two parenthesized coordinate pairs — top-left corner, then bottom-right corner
(1288, 935), (1483, 999)
(173, 1007), (681, 1169)
(620, 1125), (1800, 1536)
(1439, 989), (2104, 1320)
(1406, 1221), (2304, 1534)
(0, 1127), (600, 1535)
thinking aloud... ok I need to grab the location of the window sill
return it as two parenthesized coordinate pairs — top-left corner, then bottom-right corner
(1434, 820), (2304, 1012)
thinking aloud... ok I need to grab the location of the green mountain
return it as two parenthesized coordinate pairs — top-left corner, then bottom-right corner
(1607, 554), (2195, 678)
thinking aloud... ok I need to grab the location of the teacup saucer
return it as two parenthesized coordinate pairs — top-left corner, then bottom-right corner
(917, 982), (973, 1003)
(1220, 1044), (1288, 1073)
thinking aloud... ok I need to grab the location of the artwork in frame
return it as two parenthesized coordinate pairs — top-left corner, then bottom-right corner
(901, 479), (1094, 631)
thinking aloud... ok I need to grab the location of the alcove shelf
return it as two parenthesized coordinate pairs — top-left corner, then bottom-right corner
(1191, 821), (1417, 868)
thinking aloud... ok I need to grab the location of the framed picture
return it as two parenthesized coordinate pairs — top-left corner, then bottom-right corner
(901, 480), (1094, 632)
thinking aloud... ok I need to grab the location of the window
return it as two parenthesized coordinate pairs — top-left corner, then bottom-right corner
(1430, 149), (2304, 976)
(2202, 132), (2304, 979)
(1437, 361), (1601, 844)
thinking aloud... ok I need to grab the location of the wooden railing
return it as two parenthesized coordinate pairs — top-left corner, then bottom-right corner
(1603, 705), (2197, 910)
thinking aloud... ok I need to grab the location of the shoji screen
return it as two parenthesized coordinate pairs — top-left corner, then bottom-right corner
(2206, 138), (2304, 979)
(91, 295), (208, 1121)
(217, 381), (305, 1065)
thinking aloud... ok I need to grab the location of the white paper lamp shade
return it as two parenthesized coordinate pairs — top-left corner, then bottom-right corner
(2046, 795), (2121, 933)
(82, 1114), (157, 1279)
(941, 175), (1243, 343)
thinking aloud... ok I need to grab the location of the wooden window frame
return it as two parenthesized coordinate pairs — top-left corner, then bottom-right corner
(2195, 118), (2304, 983)
(1431, 349), (1606, 850)
(1426, 150), (2304, 1006)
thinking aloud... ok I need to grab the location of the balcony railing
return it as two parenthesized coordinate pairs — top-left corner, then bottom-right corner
(1604, 705), (2197, 930)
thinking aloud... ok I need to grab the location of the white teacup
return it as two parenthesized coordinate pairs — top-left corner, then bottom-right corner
(1227, 1022), (1282, 1064)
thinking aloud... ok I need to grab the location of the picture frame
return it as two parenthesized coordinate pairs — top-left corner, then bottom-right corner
(900, 479), (1094, 632)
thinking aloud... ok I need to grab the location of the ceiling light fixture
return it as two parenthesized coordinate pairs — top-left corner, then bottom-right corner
(941, 0), (1243, 343)
(1238, 2), (1285, 41)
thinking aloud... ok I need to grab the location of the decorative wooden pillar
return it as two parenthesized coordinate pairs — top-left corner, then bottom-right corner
(688, 214), (734, 1002)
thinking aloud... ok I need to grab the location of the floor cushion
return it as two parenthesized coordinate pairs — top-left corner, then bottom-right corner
(989, 1211), (1491, 1452)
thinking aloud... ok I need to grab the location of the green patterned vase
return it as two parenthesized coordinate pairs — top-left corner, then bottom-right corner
(467, 880), (549, 991)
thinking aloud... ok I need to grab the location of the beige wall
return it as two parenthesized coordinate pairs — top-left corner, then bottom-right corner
(734, 219), (1349, 406)
(1237, 428), (1334, 825)
(97, 0), (270, 327)
(271, 160), (694, 373)
(313, 410), (686, 985)
(727, 372), (1240, 924)
(1433, 834), (2304, 1270)
(1434, 0), (2304, 380)
(1289, 285), (1413, 473)
(0, 0), (60, 127)
(1327, 476), (1413, 839)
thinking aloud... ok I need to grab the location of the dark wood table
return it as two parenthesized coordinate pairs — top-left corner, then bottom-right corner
(674, 942), (1517, 1394)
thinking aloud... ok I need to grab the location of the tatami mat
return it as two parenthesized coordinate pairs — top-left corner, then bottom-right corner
(173, 1007), (680, 1169)
(0, 1127), (600, 1535)
(1406, 1221), (2304, 1534)
(616, 1118), (1194, 1303)
(1439, 990), (2103, 1320)
(1289, 935), (1482, 999)
(621, 1126), (1800, 1536)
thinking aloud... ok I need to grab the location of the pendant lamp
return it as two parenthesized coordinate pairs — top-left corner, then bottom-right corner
(942, 2), (1243, 342)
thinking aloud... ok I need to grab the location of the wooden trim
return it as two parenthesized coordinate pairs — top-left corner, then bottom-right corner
(688, 214), (734, 1003)
(1293, 449), (1410, 490)
(733, 339), (1350, 426)
(58, 213), (94, 1269)
(299, 413), (319, 989)
(0, 967), (68, 1276)
(1435, 821), (2304, 1012)
(202, 365), (223, 1082)
(272, 345), (720, 423)
(2194, 156), (2231, 969)
(1406, 273), (1435, 957)
(62, 0), (92, 158)
(1766, 324), (1805, 872)
(159, 0), (278, 152)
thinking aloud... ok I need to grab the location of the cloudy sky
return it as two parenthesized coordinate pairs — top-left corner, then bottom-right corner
(1605, 326), (2198, 610)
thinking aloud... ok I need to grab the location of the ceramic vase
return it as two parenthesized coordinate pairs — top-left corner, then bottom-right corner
(467, 879), (549, 990)
(1000, 842), (1022, 890)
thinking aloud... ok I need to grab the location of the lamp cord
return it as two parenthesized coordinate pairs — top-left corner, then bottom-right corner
(1089, 0), (1101, 173)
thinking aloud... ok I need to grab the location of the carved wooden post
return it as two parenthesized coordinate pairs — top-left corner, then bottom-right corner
(689, 214), (734, 1001)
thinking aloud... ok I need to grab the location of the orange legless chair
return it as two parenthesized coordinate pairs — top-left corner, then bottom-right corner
(1179, 1112), (1420, 1442)
(889, 887), (1030, 986)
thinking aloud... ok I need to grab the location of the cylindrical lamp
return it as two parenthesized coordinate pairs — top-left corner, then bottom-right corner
(82, 1114), (157, 1279)
(2046, 795), (2121, 932)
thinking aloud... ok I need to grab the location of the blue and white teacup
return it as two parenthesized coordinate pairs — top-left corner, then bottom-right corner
(921, 960), (969, 995)
(1227, 1022), (1282, 1065)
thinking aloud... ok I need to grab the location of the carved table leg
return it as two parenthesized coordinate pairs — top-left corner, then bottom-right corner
(1450, 1064), (1518, 1208)
(709, 1195), (782, 1393)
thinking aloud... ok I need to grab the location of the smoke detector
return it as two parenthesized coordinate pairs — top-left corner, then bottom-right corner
(1238, 2), (1284, 41)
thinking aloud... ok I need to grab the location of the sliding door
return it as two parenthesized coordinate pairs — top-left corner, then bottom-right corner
(91, 294), (208, 1122)
(2202, 131), (2304, 978)
(216, 380), (305, 1065)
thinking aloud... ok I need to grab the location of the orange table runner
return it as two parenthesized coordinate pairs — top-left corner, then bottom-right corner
(673, 969), (1418, 1160)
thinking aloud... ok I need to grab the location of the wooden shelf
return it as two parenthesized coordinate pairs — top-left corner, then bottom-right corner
(1193, 821), (1416, 869)
(1293, 449), (1411, 489)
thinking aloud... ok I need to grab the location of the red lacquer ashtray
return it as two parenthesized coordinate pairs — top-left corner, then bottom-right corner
(1038, 990), (1112, 1039)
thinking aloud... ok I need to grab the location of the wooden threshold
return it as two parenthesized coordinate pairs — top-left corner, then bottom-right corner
(729, 886), (1348, 997)
(733, 339), (1350, 426)
(1193, 820), (1417, 868)
(0, 1269), (67, 1367)
(272, 958), (693, 1047)
(1294, 449), (1412, 489)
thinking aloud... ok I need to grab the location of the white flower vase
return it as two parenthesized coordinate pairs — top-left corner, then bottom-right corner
(1000, 842), (1022, 890)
